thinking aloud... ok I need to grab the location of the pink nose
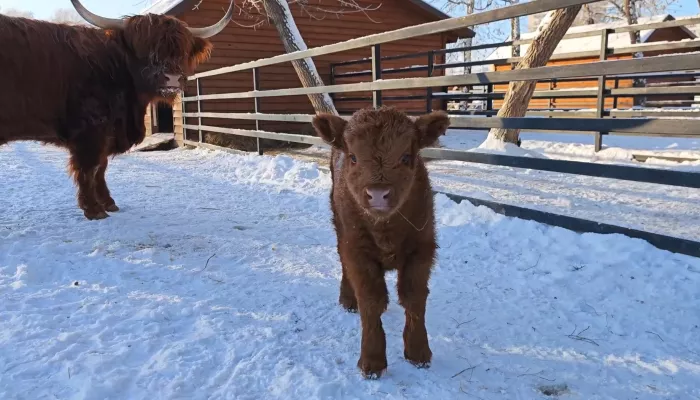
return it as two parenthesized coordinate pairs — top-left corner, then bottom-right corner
(366, 187), (392, 209)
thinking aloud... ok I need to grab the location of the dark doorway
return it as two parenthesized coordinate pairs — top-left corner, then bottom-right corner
(155, 103), (174, 133)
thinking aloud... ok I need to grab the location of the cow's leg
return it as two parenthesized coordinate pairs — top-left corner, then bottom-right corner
(343, 252), (389, 379)
(95, 157), (118, 212)
(69, 149), (108, 220)
(397, 254), (433, 368)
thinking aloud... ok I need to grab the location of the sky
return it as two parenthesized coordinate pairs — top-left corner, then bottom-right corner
(0, 0), (150, 19)
(1, 0), (699, 22)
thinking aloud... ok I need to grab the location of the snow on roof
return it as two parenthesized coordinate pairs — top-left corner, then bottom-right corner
(486, 14), (697, 60)
(140, 0), (188, 15)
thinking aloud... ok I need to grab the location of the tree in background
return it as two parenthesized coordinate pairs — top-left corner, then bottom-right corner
(49, 8), (87, 25)
(0, 7), (35, 18)
(237, 0), (381, 116)
(488, 5), (583, 144)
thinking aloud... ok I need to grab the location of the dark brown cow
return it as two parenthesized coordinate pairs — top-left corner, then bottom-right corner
(312, 106), (450, 379)
(0, 0), (233, 220)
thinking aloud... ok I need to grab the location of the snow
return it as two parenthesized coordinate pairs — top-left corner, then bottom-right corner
(140, 0), (184, 15)
(1, 141), (699, 399)
(296, 131), (700, 241)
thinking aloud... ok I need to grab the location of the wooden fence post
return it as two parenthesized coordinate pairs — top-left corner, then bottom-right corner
(196, 78), (203, 143)
(595, 28), (610, 152)
(426, 51), (434, 113)
(371, 45), (382, 108)
(253, 67), (263, 156)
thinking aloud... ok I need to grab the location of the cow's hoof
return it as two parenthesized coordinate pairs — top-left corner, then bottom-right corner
(85, 210), (109, 220)
(104, 204), (119, 212)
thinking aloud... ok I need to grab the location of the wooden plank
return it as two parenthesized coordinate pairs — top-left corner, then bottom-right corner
(454, 39), (700, 70)
(441, 192), (700, 258)
(513, 16), (700, 46)
(190, 0), (601, 79)
(185, 54), (700, 101)
(447, 116), (700, 135)
(420, 148), (700, 188)
(183, 124), (326, 146)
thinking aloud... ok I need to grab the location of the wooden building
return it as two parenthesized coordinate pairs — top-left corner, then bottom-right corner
(485, 14), (700, 110)
(141, 0), (473, 149)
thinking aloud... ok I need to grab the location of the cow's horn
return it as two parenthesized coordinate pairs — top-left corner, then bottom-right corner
(70, 0), (125, 29)
(187, 0), (234, 38)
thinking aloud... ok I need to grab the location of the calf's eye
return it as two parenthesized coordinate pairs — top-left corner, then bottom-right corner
(400, 154), (412, 165)
(349, 154), (357, 164)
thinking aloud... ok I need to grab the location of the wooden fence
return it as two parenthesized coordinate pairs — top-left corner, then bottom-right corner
(178, 0), (700, 257)
(329, 15), (700, 151)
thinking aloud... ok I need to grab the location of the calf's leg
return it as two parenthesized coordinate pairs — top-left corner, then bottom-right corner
(95, 157), (118, 212)
(344, 253), (389, 379)
(339, 264), (358, 312)
(397, 257), (433, 368)
(69, 149), (108, 220)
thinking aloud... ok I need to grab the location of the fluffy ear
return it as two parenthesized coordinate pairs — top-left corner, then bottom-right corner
(415, 111), (450, 148)
(312, 114), (348, 150)
(191, 37), (213, 66)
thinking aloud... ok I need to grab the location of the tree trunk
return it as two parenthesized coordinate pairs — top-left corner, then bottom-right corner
(582, 4), (595, 24)
(624, 0), (640, 45)
(462, 0), (476, 75)
(488, 5), (582, 144)
(262, 0), (338, 115)
(510, 0), (521, 58)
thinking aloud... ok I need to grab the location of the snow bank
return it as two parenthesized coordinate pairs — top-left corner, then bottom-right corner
(1, 142), (699, 399)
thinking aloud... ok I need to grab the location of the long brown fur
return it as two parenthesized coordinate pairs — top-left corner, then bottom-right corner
(312, 106), (450, 379)
(0, 13), (213, 220)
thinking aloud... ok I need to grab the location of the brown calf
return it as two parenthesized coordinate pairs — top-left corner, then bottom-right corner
(312, 106), (450, 379)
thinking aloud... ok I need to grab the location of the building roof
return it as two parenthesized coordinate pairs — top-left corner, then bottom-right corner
(141, 0), (474, 38)
(486, 14), (697, 60)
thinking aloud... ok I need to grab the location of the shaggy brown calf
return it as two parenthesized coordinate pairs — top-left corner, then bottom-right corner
(0, 0), (232, 220)
(312, 106), (450, 379)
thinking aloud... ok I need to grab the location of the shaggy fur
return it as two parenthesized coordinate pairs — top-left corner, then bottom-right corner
(0, 12), (213, 220)
(312, 106), (450, 379)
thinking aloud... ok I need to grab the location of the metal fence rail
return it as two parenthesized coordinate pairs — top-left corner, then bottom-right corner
(179, 0), (700, 257)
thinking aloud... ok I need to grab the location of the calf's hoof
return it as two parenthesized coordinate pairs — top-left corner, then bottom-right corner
(104, 204), (120, 212)
(339, 296), (358, 313)
(404, 346), (432, 369)
(84, 210), (109, 220)
(357, 356), (387, 380)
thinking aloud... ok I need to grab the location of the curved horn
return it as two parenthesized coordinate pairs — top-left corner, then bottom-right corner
(70, 0), (125, 30)
(188, 0), (234, 38)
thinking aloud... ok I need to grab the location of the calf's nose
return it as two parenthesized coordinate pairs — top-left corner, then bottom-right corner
(365, 186), (392, 209)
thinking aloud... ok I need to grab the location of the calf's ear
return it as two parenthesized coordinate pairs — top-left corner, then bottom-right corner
(312, 114), (348, 150)
(415, 111), (450, 148)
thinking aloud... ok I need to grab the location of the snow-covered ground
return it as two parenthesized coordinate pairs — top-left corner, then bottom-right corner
(1, 142), (699, 399)
(293, 130), (700, 241)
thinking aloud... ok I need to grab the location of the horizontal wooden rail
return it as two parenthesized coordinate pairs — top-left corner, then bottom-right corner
(446, 117), (700, 135)
(183, 124), (326, 146)
(184, 123), (700, 188)
(184, 53), (700, 102)
(420, 148), (700, 188)
(189, 0), (600, 80)
(331, 16), (700, 72)
(185, 111), (700, 137)
(334, 40), (700, 80)
(441, 192), (700, 258)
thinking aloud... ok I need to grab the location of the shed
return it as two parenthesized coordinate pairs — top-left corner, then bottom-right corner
(484, 14), (700, 110)
(141, 0), (474, 149)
